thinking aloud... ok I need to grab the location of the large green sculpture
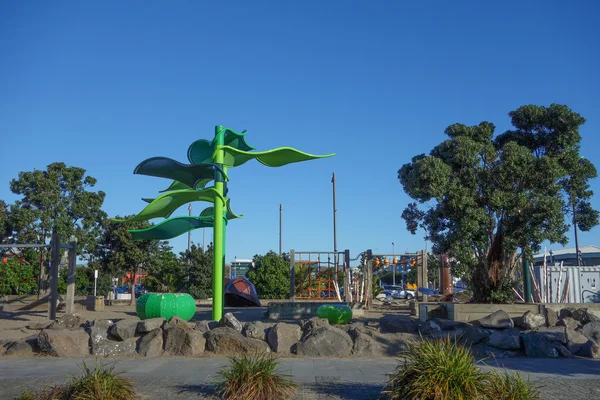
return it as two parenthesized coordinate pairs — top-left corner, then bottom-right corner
(114, 126), (334, 320)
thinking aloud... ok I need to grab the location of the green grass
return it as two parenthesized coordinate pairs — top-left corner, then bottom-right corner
(213, 351), (298, 400)
(16, 359), (137, 400)
(381, 336), (540, 400)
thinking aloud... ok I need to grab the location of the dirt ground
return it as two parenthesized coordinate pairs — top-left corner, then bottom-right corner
(0, 300), (412, 343)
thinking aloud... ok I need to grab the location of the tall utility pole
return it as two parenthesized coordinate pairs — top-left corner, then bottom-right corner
(332, 173), (338, 273)
(188, 204), (192, 251)
(279, 204), (283, 256)
(392, 242), (395, 286)
(573, 203), (581, 266)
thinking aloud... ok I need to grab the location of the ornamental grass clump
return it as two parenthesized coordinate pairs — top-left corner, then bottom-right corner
(16, 359), (136, 400)
(214, 351), (298, 400)
(487, 370), (541, 400)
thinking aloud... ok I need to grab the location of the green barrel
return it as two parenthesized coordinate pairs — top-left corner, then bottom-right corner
(136, 293), (196, 321)
(316, 304), (353, 324)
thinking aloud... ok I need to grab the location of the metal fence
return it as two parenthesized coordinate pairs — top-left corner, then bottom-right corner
(533, 265), (600, 303)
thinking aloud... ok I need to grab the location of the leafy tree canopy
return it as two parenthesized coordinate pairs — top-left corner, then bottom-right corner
(181, 243), (213, 299)
(8, 162), (106, 257)
(398, 104), (598, 302)
(247, 251), (290, 299)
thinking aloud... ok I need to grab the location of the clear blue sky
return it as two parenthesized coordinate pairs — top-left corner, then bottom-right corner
(1, 1), (599, 264)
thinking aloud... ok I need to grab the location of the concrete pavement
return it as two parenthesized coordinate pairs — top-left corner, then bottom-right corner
(0, 356), (599, 399)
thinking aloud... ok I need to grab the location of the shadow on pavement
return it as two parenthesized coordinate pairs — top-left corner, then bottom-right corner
(479, 356), (600, 378)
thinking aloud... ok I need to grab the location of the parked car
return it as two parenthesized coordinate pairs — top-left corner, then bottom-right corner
(382, 285), (416, 300)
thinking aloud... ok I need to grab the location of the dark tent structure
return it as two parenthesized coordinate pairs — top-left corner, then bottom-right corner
(224, 277), (261, 307)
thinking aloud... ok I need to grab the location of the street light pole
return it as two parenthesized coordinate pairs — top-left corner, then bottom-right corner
(392, 242), (395, 286)
(279, 204), (283, 256)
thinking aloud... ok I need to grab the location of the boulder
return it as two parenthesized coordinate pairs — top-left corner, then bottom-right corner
(470, 344), (519, 358)
(559, 307), (576, 319)
(479, 310), (513, 329)
(86, 319), (115, 345)
(195, 320), (219, 333)
(522, 332), (570, 358)
(488, 328), (521, 350)
(2, 337), (39, 356)
(243, 321), (275, 341)
(582, 322), (600, 343)
(459, 326), (490, 346)
(380, 315), (419, 333)
(566, 328), (591, 354)
(576, 340), (600, 359)
(167, 316), (192, 330)
(572, 308), (600, 325)
(419, 320), (442, 335)
(429, 329), (466, 341)
(28, 321), (54, 330)
(544, 308), (559, 327)
(533, 326), (567, 343)
(109, 319), (139, 341)
(556, 317), (579, 330)
(138, 328), (164, 357)
(205, 327), (270, 355)
(137, 318), (165, 333)
(349, 326), (384, 357)
(182, 330), (206, 356)
(219, 312), (243, 331)
(92, 338), (137, 357)
(432, 318), (471, 331)
(38, 329), (90, 357)
(296, 326), (353, 357)
(163, 326), (189, 355)
(521, 311), (546, 330)
(301, 317), (330, 337)
(267, 323), (301, 354)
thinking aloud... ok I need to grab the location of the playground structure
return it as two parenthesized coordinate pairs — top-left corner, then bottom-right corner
(289, 248), (429, 307)
(114, 125), (334, 320)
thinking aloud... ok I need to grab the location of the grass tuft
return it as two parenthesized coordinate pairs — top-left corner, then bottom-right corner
(214, 351), (298, 400)
(487, 370), (541, 400)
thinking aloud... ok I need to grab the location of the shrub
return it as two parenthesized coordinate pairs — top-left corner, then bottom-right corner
(214, 351), (297, 400)
(487, 370), (541, 400)
(381, 336), (541, 400)
(382, 336), (490, 400)
(17, 360), (136, 400)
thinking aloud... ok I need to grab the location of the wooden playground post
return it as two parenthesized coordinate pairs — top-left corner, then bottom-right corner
(289, 249), (296, 301)
(65, 238), (77, 314)
(49, 231), (60, 321)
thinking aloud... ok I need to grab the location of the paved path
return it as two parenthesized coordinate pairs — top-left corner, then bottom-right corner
(0, 357), (599, 399)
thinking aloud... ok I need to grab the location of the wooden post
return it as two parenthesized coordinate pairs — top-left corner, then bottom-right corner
(65, 238), (77, 314)
(344, 249), (351, 302)
(289, 249), (296, 301)
(422, 250), (428, 302)
(48, 232), (60, 321)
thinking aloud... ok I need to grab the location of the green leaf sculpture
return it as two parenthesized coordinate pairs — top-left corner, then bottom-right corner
(115, 125), (334, 322)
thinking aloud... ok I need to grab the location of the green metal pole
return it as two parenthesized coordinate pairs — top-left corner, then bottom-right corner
(212, 125), (225, 321)
(522, 255), (532, 303)
(221, 166), (229, 316)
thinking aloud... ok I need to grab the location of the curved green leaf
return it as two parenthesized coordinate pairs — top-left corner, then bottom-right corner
(222, 128), (255, 151)
(142, 198), (154, 203)
(160, 180), (192, 193)
(187, 139), (214, 165)
(128, 216), (214, 241)
(199, 198), (242, 220)
(218, 146), (335, 168)
(112, 188), (225, 223)
(135, 157), (227, 187)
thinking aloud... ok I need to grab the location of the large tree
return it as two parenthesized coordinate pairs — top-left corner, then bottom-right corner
(180, 243), (213, 299)
(247, 251), (290, 299)
(8, 162), (106, 256)
(398, 104), (598, 303)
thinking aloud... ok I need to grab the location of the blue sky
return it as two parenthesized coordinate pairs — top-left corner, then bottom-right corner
(1, 1), (599, 264)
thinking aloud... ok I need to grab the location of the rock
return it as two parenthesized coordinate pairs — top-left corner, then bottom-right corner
(470, 344), (519, 358)
(430, 329), (465, 341)
(582, 322), (600, 342)
(419, 320), (442, 335)
(28, 321), (54, 330)
(459, 326), (490, 346)
(243, 321), (275, 341)
(521, 311), (546, 330)
(557, 317), (579, 330)
(296, 326), (353, 357)
(219, 313), (243, 331)
(301, 317), (330, 337)
(137, 318), (165, 333)
(479, 310), (513, 329)
(86, 319), (115, 345)
(522, 332), (570, 358)
(533, 326), (567, 343)
(431, 318), (471, 331)
(52, 313), (82, 330)
(205, 327), (270, 355)
(195, 320), (219, 333)
(576, 340), (600, 359)
(2, 337), (39, 356)
(183, 330), (206, 356)
(572, 309), (600, 325)
(488, 328), (521, 350)
(512, 316), (525, 329)
(544, 309), (559, 327)
(167, 316), (192, 330)
(138, 328), (163, 357)
(92, 338), (137, 357)
(109, 319), (139, 341)
(267, 323), (301, 354)
(566, 328), (590, 354)
(38, 329), (90, 357)
(163, 326), (189, 355)
(380, 315), (419, 333)
(348, 326), (384, 356)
